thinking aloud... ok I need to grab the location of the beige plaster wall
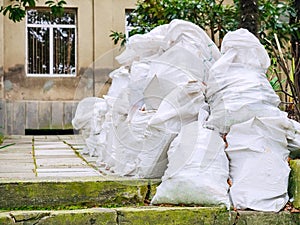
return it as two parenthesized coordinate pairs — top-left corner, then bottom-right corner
(2, 0), (137, 101)
(92, 0), (136, 69)
(3, 0), (95, 70)
(0, 0), (3, 99)
(0, 0), (3, 65)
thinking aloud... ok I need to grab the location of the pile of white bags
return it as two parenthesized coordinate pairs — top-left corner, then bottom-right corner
(72, 20), (300, 212)
(73, 19), (220, 179)
(204, 29), (293, 212)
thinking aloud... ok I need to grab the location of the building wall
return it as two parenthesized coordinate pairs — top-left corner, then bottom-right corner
(1, 0), (136, 134)
(0, 0), (4, 135)
(1, 0), (233, 135)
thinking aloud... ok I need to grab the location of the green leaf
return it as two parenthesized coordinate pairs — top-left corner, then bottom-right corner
(3, 6), (12, 16)
(28, 0), (36, 7)
(58, 0), (67, 6)
(45, 1), (55, 6)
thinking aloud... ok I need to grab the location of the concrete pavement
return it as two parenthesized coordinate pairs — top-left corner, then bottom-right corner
(0, 135), (101, 179)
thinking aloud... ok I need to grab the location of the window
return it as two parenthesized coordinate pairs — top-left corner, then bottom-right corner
(125, 9), (135, 39)
(26, 8), (77, 77)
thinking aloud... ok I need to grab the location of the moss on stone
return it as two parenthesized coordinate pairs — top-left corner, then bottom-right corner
(235, 211), (300, 225)
(0, 133), (3, 145)
(117, 206), (231, 225)
(1, 207), (300, 225)
(41, 208), (117, 225)
(289, 159), (300, 209)
(0, 179), (151, 210)
(0, 209), (117, 225)
(116, 207), (300, 225)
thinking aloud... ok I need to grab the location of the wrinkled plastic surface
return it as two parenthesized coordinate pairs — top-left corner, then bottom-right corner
(148, 81), (208, 133)
(226, 116), (292, 212)
(151, 121), (230, 207)
(205, 29), (281, 133)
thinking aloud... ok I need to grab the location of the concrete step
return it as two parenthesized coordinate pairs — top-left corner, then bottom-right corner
(0, 207), (299, 225)
(0, 177), (158, 209)
(290, 160), (300, 209)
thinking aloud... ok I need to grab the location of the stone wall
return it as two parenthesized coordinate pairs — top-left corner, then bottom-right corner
(1, 100), (79, 135)
(1, 65), (113, 135)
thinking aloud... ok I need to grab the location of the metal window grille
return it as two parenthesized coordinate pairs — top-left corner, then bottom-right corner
(26, 8), (77, 77)
(125, 9), (135, 40)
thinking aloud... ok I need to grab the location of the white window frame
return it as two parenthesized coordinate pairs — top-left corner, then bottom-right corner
(25, 8), (77, 77)
(125, 9), (135, 40)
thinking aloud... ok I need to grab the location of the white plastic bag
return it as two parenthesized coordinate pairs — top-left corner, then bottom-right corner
(164, 19), (221, 81)
(72, 97), (107, 156)
(226, 116), (292, 212)
(106, 66), (130, 98)
(85, 101), (108, 156)
(148, 81), (208, 133)
(143, 75), (177, 110)
(95, 91), (131, 169)
(205, 28), (281, 133)
(72, 97), (105, 132)
(135, 126), (176, 178)
(109, 110), (155, 176)
(116, 24), (169, 65)
(151, 121), (230, 207)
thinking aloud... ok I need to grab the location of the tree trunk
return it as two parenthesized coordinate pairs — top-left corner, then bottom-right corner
(239, 0), (258, 36)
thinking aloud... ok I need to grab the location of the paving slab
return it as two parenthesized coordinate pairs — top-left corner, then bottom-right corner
(34, 144), (70, 149)
(32, 135), (61, 139)
(37, 169), (101, 177)
(36, 157), (87, 167)
(0, 153), (33, 160)
(1, 144), (32, 150)
(0, 162), (34, 173)
(35, 150), (75, 156)
(0, 172), (36, 179)
(0, 135), (102, 179)
(3, 137), (33, 144)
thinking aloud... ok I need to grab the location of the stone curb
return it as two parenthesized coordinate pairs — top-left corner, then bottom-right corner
(289, 159), (300, 208)
(0, 208), (116, 225)
(0, 178), (159, 209)
(0, 207), (299, 225)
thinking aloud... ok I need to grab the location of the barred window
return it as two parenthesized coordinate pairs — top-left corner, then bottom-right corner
(125, 9), (134, 39)
(26, 8), (77, 77)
